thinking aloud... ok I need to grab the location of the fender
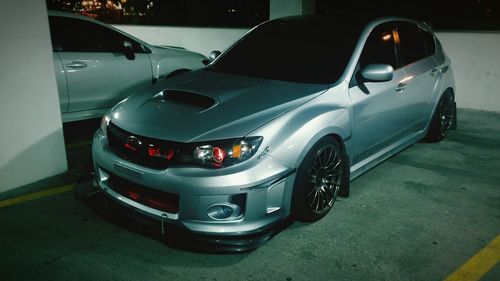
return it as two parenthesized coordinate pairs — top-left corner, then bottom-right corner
(148, 50), (206, 81)
(248, 86), (352, 217)
(250, 84), (351, 169)
(425, 65), (456, 133)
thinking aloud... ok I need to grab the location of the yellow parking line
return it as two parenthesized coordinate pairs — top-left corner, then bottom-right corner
(444, 235), (500, 281)
(0, 184), (74, 208)
(65, 140), (92, 149)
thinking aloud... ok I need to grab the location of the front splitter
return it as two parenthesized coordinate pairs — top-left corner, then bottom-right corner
(74, 174), (292, 253)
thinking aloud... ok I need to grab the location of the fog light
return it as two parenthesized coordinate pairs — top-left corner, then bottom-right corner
(206, 203), (241, 220)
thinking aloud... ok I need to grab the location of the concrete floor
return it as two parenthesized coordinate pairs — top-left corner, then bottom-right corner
(0, 109), (499, 281)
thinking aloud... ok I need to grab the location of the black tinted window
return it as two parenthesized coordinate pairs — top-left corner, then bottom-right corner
(421, 29), (436, 56)
(49, 16), (144, 53)
(359, 23), (398, 69)
(210, 17), (363, 84)
(396, 22), (428, 66)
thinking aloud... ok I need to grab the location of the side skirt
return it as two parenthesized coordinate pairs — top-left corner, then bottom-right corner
(349, 129), (426, 181)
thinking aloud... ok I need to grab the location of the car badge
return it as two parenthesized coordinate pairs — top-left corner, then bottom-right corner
(125, 136), (142, 151)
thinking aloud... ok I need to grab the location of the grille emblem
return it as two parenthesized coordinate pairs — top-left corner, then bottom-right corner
(125, 136), (142, 151)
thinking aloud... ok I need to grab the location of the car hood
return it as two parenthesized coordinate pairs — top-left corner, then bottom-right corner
(110, 70), (328, 142)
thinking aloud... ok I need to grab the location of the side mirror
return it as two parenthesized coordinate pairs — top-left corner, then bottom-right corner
(209, 50), (221, 62)
(203, 50), (221, 65)
(360, 64), (393, 82)
(123, 40), (135, 60)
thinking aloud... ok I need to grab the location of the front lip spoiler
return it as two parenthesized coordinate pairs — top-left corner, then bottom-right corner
(162, 217), (293, 253)
(75, 174), (293, 252)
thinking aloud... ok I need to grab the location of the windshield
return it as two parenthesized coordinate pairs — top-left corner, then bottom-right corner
(209, 16), (363, 84)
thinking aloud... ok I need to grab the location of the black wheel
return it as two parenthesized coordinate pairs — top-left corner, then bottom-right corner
(292, 137), (347, 222)
(426, 91), (456, 142)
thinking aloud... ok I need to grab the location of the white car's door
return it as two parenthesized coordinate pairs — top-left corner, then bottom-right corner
(53, 52), (68, 113)
(58, 52), (151, 112)
(395, 22), (440, 132)
(49, 16), (152, 113)
(349, 23), (408, 165)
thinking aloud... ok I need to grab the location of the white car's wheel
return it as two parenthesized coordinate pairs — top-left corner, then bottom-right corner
(292, 137), (347, 222)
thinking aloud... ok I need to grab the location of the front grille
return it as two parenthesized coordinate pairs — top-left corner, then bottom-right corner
(105, 170), (179, 214)
(107, 122), (181, 170)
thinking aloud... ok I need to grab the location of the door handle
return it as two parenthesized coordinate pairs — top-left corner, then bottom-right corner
(396, 82), (406, 92)
(430, 68), (441, 77)
(66, 61), (87, 69)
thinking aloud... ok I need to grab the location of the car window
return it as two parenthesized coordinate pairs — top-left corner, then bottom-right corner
(49, 16), (144, 53)
(209, 17), (364, 84)
(395, 22), (429, 66)
(358, 23), (398, 69)
(421, 28), (436, 56)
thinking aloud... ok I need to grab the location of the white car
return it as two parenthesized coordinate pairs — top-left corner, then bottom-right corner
(48, 10), (206, 122)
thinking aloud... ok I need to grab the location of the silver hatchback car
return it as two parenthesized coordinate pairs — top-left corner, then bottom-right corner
(91, 15), (456, 250)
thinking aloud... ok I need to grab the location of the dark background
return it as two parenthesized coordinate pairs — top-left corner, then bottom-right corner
(46, 0), (269, 27)
(47, 0), (500, 30)
(317, 0), (500, 30)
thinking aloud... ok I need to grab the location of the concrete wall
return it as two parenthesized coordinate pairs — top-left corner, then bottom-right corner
(115, 25), (248, 58)
(114, 24), (500, 113)
(0, 0), (67, 192)
(437, 32), (500, 113)
(270, 0), (316, 19)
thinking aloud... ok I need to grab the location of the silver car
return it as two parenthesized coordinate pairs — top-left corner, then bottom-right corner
(48, 11), (206, 122)
(91, 15), (456, 250)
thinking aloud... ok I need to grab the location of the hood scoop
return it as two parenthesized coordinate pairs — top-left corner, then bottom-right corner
(161, 90), (216, 110)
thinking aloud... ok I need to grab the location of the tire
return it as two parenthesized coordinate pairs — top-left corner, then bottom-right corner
(426, 91), (456, 142)
(292, 136), (347, 222)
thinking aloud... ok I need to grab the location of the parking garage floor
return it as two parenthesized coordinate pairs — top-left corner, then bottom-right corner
(0, 109), (499, 281)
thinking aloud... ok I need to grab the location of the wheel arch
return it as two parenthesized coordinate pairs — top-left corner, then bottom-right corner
(429, 87), (456, 130)
(150, 52), (206, 80)
(279, 125), (351, 216)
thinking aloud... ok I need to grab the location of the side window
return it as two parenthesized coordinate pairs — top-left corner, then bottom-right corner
(49, 16), (143, 53)
(396, 22), (428, 66)
(359, 23), (398, 70)
(421, 29), (436, 56)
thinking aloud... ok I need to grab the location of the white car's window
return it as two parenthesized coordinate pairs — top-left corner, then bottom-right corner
(421, 28), (436, 56)
(359, 23), (398, 69)
(49, 16), (144, 53)
(395, 22), (430, 66)
(209, 17), (365, 84)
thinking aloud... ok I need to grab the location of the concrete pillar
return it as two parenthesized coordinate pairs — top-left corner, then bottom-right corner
(270, 0), (316, 20)
(0, 0), (67, 193)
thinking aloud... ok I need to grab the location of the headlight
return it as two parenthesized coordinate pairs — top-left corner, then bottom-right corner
(100, 114), (111, 137)
(175, 137), (263, 168)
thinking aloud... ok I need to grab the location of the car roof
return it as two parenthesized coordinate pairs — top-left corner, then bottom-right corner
(268, 13), (430, 34)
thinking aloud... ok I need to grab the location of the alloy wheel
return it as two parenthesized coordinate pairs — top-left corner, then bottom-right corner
(439, 94), (455, 138)
(305, 144), (342, 214)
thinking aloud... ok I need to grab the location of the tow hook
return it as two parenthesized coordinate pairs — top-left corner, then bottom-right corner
(161, 213), (168, 235)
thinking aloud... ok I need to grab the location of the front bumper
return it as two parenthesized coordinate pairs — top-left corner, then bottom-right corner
(92, 130), (295, 238)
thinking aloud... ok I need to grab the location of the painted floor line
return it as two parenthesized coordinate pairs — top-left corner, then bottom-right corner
(65, 140), (92, 149)
(0, 184), (74, 208)
(444, 234), (500, 281)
